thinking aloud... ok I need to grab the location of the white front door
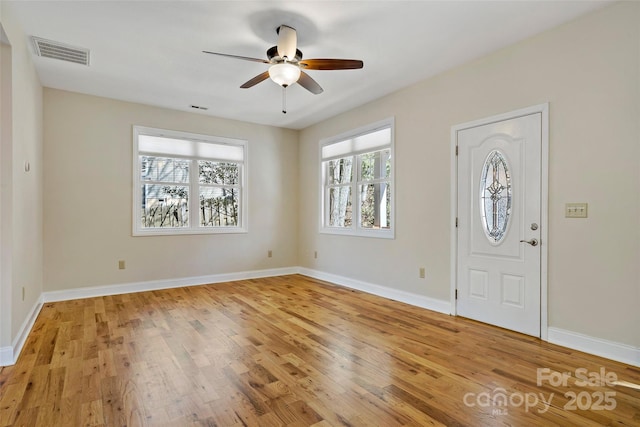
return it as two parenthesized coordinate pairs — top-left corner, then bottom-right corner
(455, 109), (543, 337)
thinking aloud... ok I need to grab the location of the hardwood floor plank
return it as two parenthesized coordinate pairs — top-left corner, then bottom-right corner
(1, 275), (638, 426)
(0, 383), (23, 426)
(81, 399), (105, 426)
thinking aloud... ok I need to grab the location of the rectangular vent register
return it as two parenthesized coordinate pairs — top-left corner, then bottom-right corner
(32, 36), (90, 66)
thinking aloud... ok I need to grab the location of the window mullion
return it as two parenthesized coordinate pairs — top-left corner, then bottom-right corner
(352, 154), (358, 231)
(190, 159), (200, 229)
(350, 154), (356, 230)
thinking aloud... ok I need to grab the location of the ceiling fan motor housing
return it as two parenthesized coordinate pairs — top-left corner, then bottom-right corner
(267, 46), (303, 63)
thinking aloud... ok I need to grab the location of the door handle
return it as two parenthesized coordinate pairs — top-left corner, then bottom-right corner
(520, 238), (538, 247)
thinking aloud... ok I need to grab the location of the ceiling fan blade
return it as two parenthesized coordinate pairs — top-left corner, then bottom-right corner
(202, 51), (269, 64)
(277, 25), (297, 60)
(240, 71), (270, 89)
(299, 59), (364, 70)
(298, 71), (323, 95)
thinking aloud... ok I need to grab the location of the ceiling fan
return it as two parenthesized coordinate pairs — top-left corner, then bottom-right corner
(203, 25), (364, 113)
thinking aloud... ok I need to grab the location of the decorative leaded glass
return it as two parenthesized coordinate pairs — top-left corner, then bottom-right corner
(479, 150), (512, 243)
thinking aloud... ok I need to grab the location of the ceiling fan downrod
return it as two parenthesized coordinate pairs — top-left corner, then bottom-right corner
(282, 85), (287, 114)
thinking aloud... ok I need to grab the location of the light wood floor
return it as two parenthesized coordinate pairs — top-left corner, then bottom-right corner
(0, 275), (638, 426)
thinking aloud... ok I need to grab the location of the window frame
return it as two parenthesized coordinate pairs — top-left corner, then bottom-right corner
(319, 118), (395, 239)
(133, 126), (248, 236)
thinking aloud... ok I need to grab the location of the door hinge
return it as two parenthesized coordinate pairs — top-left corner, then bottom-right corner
(455, 146), (459, 156)
(455, 289), (458, 300)
(455, 217), (458, 228)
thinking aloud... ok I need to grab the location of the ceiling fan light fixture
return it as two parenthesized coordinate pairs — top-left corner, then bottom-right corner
(269, 63), (300, 87)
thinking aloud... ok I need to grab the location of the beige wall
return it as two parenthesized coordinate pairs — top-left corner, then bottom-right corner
(8, 0), (638, 360)
(43, 89), (299, 291)
(0, 39), (12, 350)
(299, 2), (640, 347)
(0, 6), (44, 346)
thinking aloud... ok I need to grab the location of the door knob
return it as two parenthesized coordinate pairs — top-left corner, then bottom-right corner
(520, 238), (538, 247)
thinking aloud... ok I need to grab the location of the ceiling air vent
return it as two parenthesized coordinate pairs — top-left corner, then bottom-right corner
(32, 37), (90, 66)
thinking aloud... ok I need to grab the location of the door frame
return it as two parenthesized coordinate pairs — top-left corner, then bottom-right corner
(450, 103), (549, 340)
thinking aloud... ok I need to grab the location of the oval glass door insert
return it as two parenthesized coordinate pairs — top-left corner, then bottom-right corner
(479, 150), (512, 243)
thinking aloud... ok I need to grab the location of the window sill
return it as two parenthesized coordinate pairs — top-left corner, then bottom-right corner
(133, 227), (248, 237)
(319, 227), (394, 239)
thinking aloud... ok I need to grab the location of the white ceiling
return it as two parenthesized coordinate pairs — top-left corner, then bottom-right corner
(7, 1), (609, 130)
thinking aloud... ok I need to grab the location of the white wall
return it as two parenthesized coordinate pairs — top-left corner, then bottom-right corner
(0, 6), (44, 351)
(299, 2), (640, 348)
(43, 89), (299, 291)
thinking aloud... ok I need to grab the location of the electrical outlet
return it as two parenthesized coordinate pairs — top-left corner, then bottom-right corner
(419, 267), (426, 279)
(118, 260), (126, 270)
(268, 250), (272, 258)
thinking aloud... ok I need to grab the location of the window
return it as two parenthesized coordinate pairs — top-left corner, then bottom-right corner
(320, 118), (394, 238)
(480, 149), (512, 243)
(133, 126), (247, 235)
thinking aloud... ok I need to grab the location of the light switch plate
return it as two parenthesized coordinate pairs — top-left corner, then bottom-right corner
(565, 203), (588, 218)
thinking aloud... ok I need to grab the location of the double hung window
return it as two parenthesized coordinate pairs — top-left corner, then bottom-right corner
(133, 126), (247, 235)
(320, 119), (394, 238)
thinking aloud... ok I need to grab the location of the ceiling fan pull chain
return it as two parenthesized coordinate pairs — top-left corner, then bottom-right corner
(282, 86), (287, 114)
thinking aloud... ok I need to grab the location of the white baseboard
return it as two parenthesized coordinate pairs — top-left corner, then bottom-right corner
(0, 296), (43, 366)
(300, 268), (639, 368)
(0, 346), (13, 366)
(547, 327), (639, 367)
(298, 267), (451, 315)
(42, 267), (298, 303)
(4, 268), (638, 370)
(1, 267), (296, 366)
